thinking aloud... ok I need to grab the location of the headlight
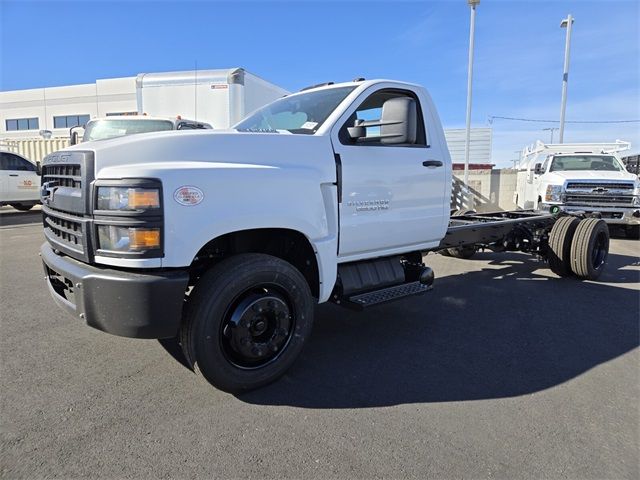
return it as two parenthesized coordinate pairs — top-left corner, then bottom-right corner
(545, 185), (563, 202)
(97, 187), (160, 211)
(97, 225), (161, 252)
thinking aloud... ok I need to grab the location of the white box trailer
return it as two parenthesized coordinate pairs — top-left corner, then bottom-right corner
(136, 68), (289, 129)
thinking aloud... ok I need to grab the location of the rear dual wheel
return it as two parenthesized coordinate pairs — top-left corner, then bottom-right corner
(440, 209), (478, 259)
(547, 217), (609, 280)
(180, 253), (314, 393)
(570, 218), (609, 280)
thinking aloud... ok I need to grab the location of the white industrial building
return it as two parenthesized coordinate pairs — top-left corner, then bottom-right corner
(1, 76), (138, 140)
(1, 69), (493, 165)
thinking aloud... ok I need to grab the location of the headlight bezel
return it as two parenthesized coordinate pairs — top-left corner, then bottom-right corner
(544, 184), (563, 203)
(93, 178), (163, 216)
(92, 178), (164, 259)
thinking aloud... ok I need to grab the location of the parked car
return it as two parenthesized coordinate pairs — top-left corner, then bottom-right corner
(0, 150), (40, 211)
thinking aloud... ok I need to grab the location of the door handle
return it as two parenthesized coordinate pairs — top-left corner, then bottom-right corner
(9, 174), (19, 177)
(422, 160), (443, 168)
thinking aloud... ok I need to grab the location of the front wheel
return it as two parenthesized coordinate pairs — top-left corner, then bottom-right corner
(180, 253), (314, 393)
(10, 203), (34, 211)
(626, 225), (640, 240)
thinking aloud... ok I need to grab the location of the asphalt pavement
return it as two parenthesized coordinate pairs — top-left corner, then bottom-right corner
(1, 208), (639, 479)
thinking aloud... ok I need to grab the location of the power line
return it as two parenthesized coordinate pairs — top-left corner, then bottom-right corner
(488, 115), (640, 125)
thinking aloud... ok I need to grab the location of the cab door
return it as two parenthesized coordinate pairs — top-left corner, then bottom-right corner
(331, 87), (449, 259)
(1, 152), (39, 202)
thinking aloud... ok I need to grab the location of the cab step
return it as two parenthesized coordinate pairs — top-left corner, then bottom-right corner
(345, 281), (432, 310)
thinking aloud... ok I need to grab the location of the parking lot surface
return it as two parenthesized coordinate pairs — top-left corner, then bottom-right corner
(1, 209), (639, 479)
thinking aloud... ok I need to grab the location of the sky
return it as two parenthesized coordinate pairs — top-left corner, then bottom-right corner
(1, 0), (639, 167)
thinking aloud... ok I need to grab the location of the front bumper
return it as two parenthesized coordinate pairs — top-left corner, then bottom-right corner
(540, 203), (640, 225)
(41, 242), (189, 339)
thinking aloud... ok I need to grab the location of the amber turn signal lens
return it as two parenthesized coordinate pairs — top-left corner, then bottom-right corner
(129, 228), (161, 250)
(128, 190), (160, 209)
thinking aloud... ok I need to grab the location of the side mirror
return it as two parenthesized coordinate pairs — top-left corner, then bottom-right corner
(534, 163), (543, 175)
(70, 131), (78, 145)
(347, 97), (417, 144)
(36, 161), (42, 176)
(380, 97), (416, 145)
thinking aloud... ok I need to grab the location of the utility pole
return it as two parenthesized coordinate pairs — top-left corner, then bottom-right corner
(559, 14), (574, 143)
(463, 0), (480, 187)
(542, 127), (559, 143)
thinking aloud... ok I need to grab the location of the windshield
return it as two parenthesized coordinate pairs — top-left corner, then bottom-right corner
(235, 86), (356, 134)
(83, 119), (174, 141)
(549, 155), (623, 172)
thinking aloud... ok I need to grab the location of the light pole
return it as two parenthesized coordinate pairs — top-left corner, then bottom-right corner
(542, 127), (559, 143)
(559, 14), (574, 143)
(463, 0), (480, 187)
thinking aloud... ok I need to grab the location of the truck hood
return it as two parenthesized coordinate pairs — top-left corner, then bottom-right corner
(545, 170), (638, 184)
(62, 129), (333, 178)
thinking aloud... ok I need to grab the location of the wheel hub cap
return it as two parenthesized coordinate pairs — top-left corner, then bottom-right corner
(223, 292), (292, 367)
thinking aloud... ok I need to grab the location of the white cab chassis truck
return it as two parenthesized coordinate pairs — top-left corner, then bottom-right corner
(40, 79), (613, 392)
(515, 140), (640, 239)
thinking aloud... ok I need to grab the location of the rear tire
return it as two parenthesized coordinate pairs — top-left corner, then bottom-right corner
(570, 218), (609, 280)
(547, 216), (580, 277)
(10, 203), (34, 211)
(440, 210), (477, 259)
(180, 253), (314, 393)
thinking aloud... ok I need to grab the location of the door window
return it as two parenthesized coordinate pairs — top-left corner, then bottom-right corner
(339, 89), (427, 147)
(1, 153), (36, 171)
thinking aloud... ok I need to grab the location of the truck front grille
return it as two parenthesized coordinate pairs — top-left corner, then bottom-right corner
(564, 194), (634, 206)
(42, 164), (82, 189)
(42, 206), (89, 260)
(565, 182), (634, 190)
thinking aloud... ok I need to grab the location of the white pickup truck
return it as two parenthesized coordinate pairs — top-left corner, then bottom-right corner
(0, 150), (41, 211)
(515, 141), (640, 239)
(40, 79), (612, 392)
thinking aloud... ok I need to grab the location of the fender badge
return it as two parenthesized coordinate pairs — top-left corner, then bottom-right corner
(174, 186), (204, 206)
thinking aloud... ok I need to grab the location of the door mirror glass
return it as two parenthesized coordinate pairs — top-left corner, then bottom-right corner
(534, 163), (543, 175)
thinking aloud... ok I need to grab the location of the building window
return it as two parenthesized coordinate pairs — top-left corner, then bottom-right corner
(53, 114), (90, 129)
(6, 118), (39, 131)
(106, 111), (138, 116)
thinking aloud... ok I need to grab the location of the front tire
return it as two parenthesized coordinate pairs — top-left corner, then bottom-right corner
(10, 203), (34, 211)
(180, 253), (314, 393)
(626, 225), (640, 240)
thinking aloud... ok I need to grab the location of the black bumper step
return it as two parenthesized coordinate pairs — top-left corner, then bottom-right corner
(345, 281), (432, 310)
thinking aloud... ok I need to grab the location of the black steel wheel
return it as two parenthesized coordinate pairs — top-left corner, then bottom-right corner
(570, 218), (609, 280)
(181, 253), (314, 392)
(547, 216), (580, 277)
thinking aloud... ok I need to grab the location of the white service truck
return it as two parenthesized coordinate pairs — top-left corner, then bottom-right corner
(515, 140), (640, 238)
(136, 68), (289, 128)
(70, 115), (212, 145)
(0, 150), (41, 210)
(40, 79), (613, 392)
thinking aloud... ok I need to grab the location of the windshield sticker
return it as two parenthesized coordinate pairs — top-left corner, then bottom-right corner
(174, 186), (204, 206)
(301, 121), (318, 130)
